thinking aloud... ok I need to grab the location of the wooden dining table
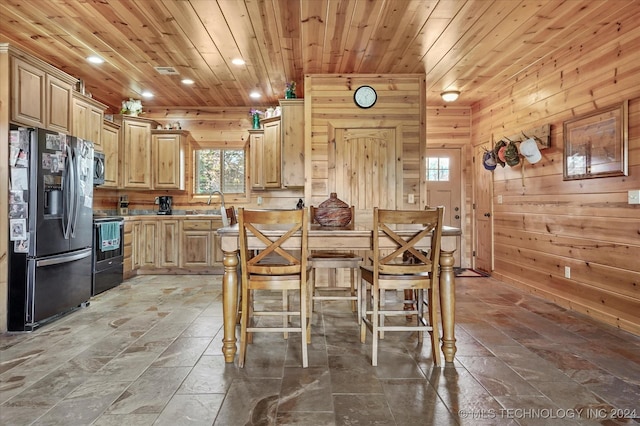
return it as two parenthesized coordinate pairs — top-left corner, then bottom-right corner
(217, 222), (462, 364)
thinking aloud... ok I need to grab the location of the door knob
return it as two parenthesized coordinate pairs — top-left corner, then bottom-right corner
(484, 212), (491, 217)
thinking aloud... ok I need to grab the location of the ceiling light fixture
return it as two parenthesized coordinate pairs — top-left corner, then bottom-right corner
(249, 91), (261, 99)
(86, 55), (104, 64)
(441, 91), (460, 102)
(181, 78), (194, 85)
(141, 91), (154, 98)
(232, 58), (245, 66)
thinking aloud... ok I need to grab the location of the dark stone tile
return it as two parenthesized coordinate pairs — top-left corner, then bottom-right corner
(328, 354), (383, 394)
(333, 394), (394, 425)
(381, 379), (458, 425)
(278, 367), (333, 412)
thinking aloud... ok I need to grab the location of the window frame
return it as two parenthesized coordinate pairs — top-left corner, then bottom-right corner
(189, 140), (250, 204)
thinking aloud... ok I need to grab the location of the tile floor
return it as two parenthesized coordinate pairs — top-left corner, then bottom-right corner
(1, 274), (639, 425)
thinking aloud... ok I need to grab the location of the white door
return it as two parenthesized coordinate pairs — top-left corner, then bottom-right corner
(426, 148), (462, 267)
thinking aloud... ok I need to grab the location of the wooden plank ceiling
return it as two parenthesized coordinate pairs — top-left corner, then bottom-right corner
(0, 0), (634, 111)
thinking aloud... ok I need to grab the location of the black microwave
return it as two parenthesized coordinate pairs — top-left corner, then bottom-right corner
(93, 151), (105, 186)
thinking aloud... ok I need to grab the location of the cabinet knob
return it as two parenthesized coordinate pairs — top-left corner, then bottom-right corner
(484, 212), (491, 217)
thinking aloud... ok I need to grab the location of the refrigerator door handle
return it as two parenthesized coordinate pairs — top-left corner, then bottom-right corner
(36, 248), (92, 267)
(70, 147), (80, 238)
(62, 144), (73, 239)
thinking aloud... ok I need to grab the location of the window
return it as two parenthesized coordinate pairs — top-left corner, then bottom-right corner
(194, 148), (246, 194)
(426, 157), (450, 181)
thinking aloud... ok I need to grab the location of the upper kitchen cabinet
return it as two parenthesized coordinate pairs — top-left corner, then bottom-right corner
(279, 99), (304, 188)
(5, 45), (76, 133)
(116, 115), (187, 190)
(72, 93), (106, 148)
(249, 100), (305, 190)
(250, 116), (281, 189)
(151, 130), (188, 190)
(119, 115), (153, 189)
(101, 119), (120, 188)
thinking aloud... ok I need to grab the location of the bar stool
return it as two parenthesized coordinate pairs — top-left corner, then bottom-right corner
(308, 206), (363, 334)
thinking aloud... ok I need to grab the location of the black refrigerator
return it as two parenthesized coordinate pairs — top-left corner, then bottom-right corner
(8, 126), (94, 331)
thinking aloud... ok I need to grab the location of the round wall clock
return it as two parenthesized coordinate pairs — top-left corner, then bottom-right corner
(354, 85), (377, 109)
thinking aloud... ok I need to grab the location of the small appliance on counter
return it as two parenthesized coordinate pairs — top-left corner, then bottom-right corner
(158, 195), (172, 215)
(119, 195), (129, 215)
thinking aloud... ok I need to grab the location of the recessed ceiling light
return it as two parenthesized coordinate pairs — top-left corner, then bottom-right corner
(141, 91), (154, 98)
(181, 78), (194, 85)
(232, 58), (245, 66)
(249, 91), (261, 99)
(86, 55), (104, 64)
(441, 91), (460, 102)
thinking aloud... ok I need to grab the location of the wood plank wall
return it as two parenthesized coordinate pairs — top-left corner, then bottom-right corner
(93, 107), (303, 212)
(470, 12), (640, 334)
(304, 74), (425, 221)
(427, 106), (472, 269)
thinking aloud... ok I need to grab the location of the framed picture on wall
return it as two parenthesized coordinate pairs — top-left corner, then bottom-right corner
(563, 100), (628, 180)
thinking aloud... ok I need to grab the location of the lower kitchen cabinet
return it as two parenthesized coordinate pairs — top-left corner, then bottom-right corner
(158, 220), (180, 268)
(181, 220), (214, 268)
(123, 217), (223, 279)
(139, 220), (158, 269)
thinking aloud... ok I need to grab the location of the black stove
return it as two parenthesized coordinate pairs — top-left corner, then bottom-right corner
(92, 216), (124, 295)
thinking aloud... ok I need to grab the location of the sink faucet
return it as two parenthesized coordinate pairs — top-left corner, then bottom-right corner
(207, 190), (229, 227)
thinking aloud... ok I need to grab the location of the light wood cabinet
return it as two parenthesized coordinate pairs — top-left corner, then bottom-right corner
(11, 56), (73, 133)
(158, 220), (180, 268)
(249, 101), (304, 190)
(139, 220), (158, 268)
(47, 74), (73, 133)
(181, 220), (215, 268)
(249, 129), (265, 190)
(122, 217), (224, 278)
(120, 116), (153, 189)
(101, 120), (120, 188)
(279, 99), (305, 187)
(123, 220), (140, 279)
(151, 130), (187, 190)
(72, 94), (105, 147)
(262, 117), (282, 188)
(250, 117), (281, 189)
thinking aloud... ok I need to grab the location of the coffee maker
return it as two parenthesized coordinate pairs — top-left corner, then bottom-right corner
(158, 196), (172, 215)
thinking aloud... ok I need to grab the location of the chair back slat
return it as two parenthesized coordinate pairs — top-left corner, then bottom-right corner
(239, 208), (308, 277)
(373, 207), (444, 278)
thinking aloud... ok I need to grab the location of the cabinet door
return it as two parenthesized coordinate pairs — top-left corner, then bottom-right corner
(102, 121), (119, 188)
(139, 221), (157, 267)
(181, 219), (213, 267)
(250, 130), (265, 189)
(47, 74), (72, 133)
(131, 221), (141, 270)
(73, 98), (88, 140)
(11, 58), (46, 128)
(182, 231), (212, 267)
(123, 119), (152, 188)
(263, 119), (282, 188)
(152, 133), (185, 190)
(158, 220), (180, 268)
(280, 99), (305, 187)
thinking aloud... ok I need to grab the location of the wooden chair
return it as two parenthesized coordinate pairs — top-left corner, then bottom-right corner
(360, 207), (444, 366)
(308, 205), (363, 332)
(225, 206), (237, 226)
(238, 208), (310, 368)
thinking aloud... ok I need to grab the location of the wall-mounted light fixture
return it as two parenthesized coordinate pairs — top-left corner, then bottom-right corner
(441, 91), (460, 102)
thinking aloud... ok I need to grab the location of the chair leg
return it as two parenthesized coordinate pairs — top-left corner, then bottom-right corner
(371, 284), (379, 366)
(283, 289), (289, 339)
(300, 280), (309, 368)
(355, 267), (362, 325)
(239, 284), (250, 368)
(429, 288), (442, 366)
(360, 276), (368, 343)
